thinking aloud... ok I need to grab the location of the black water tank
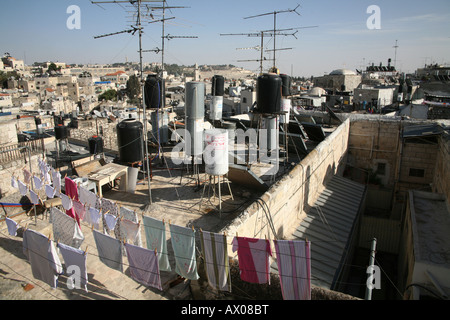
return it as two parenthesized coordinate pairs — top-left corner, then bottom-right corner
(256, 73), (282, 114)
(211, 75), (225, 96)
(53, 115), (63, 126)
(280, 74), (291, 97)
(70, 118), (79, 129)
(117, 119), (143, 163)
(144, 74), (164, 109)
(88, 136), (104, 155)
(55, 125), (69, 140)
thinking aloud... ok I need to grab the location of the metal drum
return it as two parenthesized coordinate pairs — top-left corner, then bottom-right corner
(185, 82), (205, 119)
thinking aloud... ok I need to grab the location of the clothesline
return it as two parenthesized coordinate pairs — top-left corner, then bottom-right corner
(0, 225), (369, 298)
(5, 157), (360, 299)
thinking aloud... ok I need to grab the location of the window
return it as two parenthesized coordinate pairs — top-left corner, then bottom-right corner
(377, 163), (386, 175)
(409, 168), (425, 178)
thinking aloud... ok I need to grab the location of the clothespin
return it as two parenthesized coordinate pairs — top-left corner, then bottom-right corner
(236, 232), (239, 238)
(48, 233), (52, 243)
(191, 225), (195, 232)
(168, 220), (171, 225)
(154, 248), (157, 256)
(84, 246), (88, 255)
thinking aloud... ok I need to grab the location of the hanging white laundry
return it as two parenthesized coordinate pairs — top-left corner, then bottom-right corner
(18, 180), (28, 196)
(45, 184), (56, 199)
(29, 189), (40, 206)
(104, 213), (118, 232)
(51, 170), (61, 196)
(5, 217), (18, 236)
(11, 176), (18, 189)
(33, 175), (43, 190)
(57, 242), (89, 292)
(22, 229), (63, 289)
(88, 207), (101, 230)
(60, 193), (73, 211)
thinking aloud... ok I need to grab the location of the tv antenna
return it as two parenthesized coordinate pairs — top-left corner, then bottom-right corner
(221, 25), (315, 74)
(393, 40), (399, 69)
(92, 0), (172, 205)
(243, 4), (303, 70)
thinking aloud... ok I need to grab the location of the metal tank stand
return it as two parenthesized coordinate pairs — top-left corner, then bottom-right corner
(199, 174), (234, 217)
(179, 155), (202, 190)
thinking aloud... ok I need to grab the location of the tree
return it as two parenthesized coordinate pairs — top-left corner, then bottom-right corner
(0, 71), (19, 88)
(47, 62), (61, 74)
(98, 89), (117, 102)
(126, 75), (141, 106)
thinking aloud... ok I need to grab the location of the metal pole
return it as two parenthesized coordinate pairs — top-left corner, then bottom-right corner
(365, 237), (377, 300)
(273, 12), (276, 68)
(138, 0), (152, 205)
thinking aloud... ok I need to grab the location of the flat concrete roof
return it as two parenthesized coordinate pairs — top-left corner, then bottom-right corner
(409, 190), (450, 268)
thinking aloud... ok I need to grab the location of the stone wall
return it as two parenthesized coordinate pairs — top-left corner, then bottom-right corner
(346, 117), (402, 188)
(0, 121), (18, 146)
(433, 131), (450, 201)
(220, 118), (351, 252)
(69, 118), (119, 151)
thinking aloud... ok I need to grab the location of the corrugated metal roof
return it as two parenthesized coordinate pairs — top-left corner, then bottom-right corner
(291, 175), (366, 290)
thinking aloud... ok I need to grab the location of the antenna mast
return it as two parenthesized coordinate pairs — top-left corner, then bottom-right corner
(243, 4), (301, 71)
(92, 0), (166, 205)
(393, 40), (399, 70)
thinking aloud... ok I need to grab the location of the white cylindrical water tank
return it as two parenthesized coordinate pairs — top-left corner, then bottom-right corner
(204, 129), (229, 176)
(261, 116), (279, 153)
(280, 98), (291, 124)
(185, 82), (205, 119)
(209, 96), (223, 121)
(186, 117), (204, 157)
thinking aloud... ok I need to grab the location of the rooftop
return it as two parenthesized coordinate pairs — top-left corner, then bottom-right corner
(409, 190), (450, 268)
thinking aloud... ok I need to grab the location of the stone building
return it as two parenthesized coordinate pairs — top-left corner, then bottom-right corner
(313, 69), (362, 93)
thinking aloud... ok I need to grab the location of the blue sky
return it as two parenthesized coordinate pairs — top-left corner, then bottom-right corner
(1, 0), (450, 77)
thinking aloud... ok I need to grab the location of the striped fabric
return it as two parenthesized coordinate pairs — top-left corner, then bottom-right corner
(273, 240), (311, 300)
(199, 231), (232, 292)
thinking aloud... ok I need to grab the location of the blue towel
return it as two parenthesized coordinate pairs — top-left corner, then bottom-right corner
(169, 224), (199, 280)
(92, 230), (123, 272)
(142, 215), (171, 271)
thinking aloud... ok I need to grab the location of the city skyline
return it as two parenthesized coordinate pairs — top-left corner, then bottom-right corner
(1, 0), (450, 77)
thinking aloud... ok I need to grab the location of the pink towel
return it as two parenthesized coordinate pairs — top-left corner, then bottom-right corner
(232, 236), (272, 284)
(65, 177), (80, 226)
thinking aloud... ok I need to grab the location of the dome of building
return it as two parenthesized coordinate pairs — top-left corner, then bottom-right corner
(308, 87), (327, 97)
(330, 69), (357, 76)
